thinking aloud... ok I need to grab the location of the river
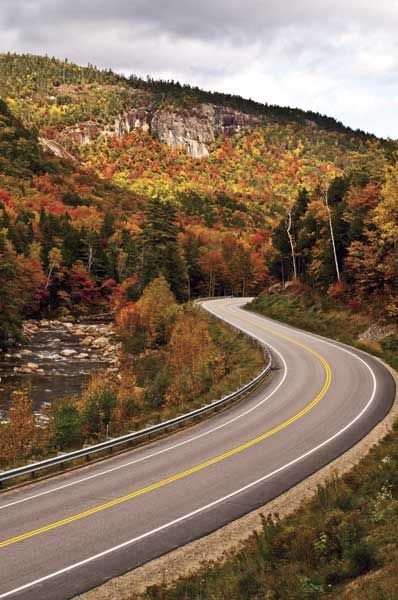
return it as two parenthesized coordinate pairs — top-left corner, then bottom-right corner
(0, 318), (119, 421)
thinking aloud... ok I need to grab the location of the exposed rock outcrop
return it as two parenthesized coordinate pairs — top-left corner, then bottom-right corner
(115, 103), (261, 158)
(115, 108), (152, 137)
(63, 121), (102, 146)
(38, 137), (76, 162)
(46, 103), (261, 160)
(358, 323), (398, 342)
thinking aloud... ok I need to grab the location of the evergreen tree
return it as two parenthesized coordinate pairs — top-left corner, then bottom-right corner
(140, 200), (188, 301)
(0, 229), (22, 348)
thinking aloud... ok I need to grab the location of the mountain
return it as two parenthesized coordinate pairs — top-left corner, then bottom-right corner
(0, 52), (397, 346)
(0, 52), (384, 156)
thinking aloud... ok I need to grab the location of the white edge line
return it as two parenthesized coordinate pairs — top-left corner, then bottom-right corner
(0, 299), (379, 598)
(0, 313), (377, 599)
(0, 308), (285, 511)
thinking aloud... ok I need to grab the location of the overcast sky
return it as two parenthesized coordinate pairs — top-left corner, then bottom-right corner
(1, 0), (397, 138)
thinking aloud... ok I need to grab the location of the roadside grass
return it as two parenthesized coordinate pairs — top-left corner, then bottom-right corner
(248, 289), (398, 372)
(127, 290), (398, 600)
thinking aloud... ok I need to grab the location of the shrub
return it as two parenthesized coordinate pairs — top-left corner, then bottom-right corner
(347, 541), (378, 576)
(144, 368), (171, 409)
(78, 374), (118, 438)
(49, 398), (82, 451)
(381, 336), (398, 353)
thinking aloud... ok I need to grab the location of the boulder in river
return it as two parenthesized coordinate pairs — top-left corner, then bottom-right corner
(80, 336), (94, 347)
(23, 323), (40, 335)
(60, 349), (78, 357)
(17, 362), (40, 374)
(26, 362), (39, 370)
(92, 337), (108, 349)
(74, 328), (86, 336)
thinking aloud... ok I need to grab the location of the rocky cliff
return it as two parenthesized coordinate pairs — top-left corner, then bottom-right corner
(54, 103), (261, 159)
(115, 103), (261, 158)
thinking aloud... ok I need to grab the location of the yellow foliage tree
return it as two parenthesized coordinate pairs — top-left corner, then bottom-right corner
(165, 309), (225, 405)
(0, 390), (36, 467)
(375, 163), (398, 247)
(138, 276), (180, 346)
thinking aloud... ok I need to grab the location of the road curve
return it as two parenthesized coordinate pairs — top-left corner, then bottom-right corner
(0, 298), (395, 600)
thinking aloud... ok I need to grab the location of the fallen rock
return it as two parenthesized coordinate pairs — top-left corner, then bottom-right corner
(76, 353), (89, 359)
(80, 336), (94, 347)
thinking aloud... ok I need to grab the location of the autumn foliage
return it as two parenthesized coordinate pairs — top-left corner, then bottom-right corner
(165, 310), (225, 405)
(0, 54), (396, 359)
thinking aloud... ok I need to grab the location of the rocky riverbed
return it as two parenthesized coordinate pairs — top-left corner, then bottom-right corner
(0, 319), (120, 418)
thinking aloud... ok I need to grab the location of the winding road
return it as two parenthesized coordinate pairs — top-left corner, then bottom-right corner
(0, 298), (395, 600)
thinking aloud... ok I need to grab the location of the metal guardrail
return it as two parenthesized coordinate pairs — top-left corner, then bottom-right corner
(0, 299), (271, 486)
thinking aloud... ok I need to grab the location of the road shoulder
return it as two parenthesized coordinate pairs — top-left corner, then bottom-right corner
(74, 355), (397, 600)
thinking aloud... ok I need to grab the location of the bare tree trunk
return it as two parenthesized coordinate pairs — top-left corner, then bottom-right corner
(45, 267), (53, 290)
(87, 244), (94, 274)
(325, 190), (341, 282)
(286, 210), (297, 280)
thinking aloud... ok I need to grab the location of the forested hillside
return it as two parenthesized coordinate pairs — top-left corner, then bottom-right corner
(0, 53), (397, 349)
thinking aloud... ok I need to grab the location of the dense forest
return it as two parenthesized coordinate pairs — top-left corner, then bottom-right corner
(0, 53), (397, 351)
(2, 52), (394, 140)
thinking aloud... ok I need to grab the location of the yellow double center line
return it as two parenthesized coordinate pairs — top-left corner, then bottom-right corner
(0, 309), (332, 550)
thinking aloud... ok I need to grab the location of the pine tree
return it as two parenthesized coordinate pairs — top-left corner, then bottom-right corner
(140, 200), (188, 301)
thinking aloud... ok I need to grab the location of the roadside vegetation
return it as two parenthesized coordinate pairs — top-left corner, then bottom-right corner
(0, 277), (264, 470)
(249, 284), (398, 371)
(128, 286), (398, 600)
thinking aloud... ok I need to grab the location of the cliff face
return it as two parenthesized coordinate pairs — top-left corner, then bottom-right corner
(46, 104), (260, 158)
(115, 103), (261, 158)
(52, 103), (260, 159)
(38, 137), (77, 162)
(63, 122), (102, 146)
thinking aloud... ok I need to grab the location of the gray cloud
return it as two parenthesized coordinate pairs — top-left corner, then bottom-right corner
(0, 0), (397, 138)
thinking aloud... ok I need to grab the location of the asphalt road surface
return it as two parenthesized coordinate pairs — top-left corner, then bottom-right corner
(0, 298), (395, 600)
